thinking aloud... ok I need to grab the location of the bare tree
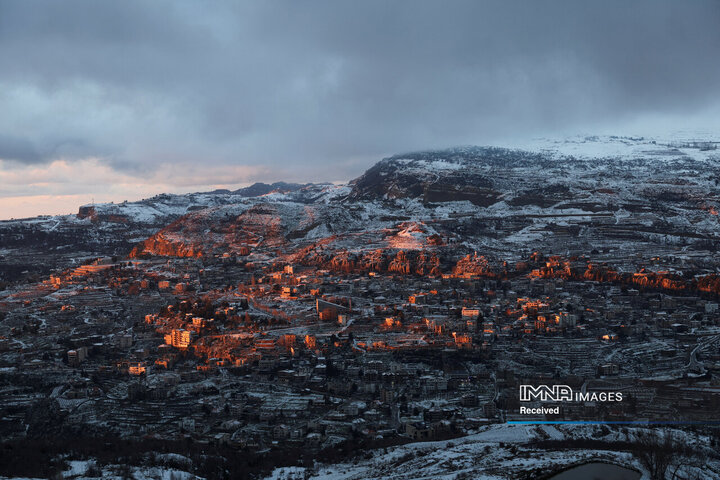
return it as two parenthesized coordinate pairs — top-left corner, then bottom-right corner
(633, 429), (709, 480)
(633, 429), (677, 480)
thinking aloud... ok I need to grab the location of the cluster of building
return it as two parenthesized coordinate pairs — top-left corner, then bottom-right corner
(2, 242), (720, 451)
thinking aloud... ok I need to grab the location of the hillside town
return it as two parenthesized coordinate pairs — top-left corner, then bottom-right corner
(3, 234), (720, 455)
(3, 139), (720, 478)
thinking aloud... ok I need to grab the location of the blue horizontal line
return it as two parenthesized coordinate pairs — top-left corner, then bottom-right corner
(507, 420), (720, 425)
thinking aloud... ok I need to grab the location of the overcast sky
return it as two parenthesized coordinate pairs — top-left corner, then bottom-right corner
(1, 0), (720, 218)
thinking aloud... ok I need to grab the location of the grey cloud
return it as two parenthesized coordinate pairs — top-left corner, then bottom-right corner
(0, 0), (718, 180)
(0, 135), (41, 163)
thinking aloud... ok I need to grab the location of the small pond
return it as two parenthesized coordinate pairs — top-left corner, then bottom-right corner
(549, 462), (641, 480)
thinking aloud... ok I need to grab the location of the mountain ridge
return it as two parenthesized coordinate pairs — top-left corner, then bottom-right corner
(2, 134), (720, 284)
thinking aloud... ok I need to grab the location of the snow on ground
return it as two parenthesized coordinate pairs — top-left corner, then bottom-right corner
(393, 158), (465, 171)
(0, 460), (200, 480)
(305, 223), (332, 239)
(386, 222), (434, 250)
(261, 424), (720, 480)
(515, 134), (720, 164)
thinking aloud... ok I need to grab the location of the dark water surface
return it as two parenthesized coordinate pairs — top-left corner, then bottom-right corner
(549, 462), (641, 480)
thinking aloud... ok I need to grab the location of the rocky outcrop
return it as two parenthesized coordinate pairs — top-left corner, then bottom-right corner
(453, 253), (494, 277)
(422, 183), (501, 207)
(129, 233), (202, 258)
(294, 245), (447, 277)
(348, 146), (548, 203)
(388, 250), (412, 274)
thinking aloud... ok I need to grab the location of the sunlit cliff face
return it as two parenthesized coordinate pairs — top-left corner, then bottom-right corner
(130, 233), (204, 258)
(49, 229), (720, 305)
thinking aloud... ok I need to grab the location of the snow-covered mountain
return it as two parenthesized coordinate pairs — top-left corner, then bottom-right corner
(128, 136), (720, 268)
(3, 135), (720, 283)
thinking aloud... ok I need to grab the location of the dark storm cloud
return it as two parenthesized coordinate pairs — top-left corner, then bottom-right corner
(0, 135), (41, 163)
(0, 0), (719, 178)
